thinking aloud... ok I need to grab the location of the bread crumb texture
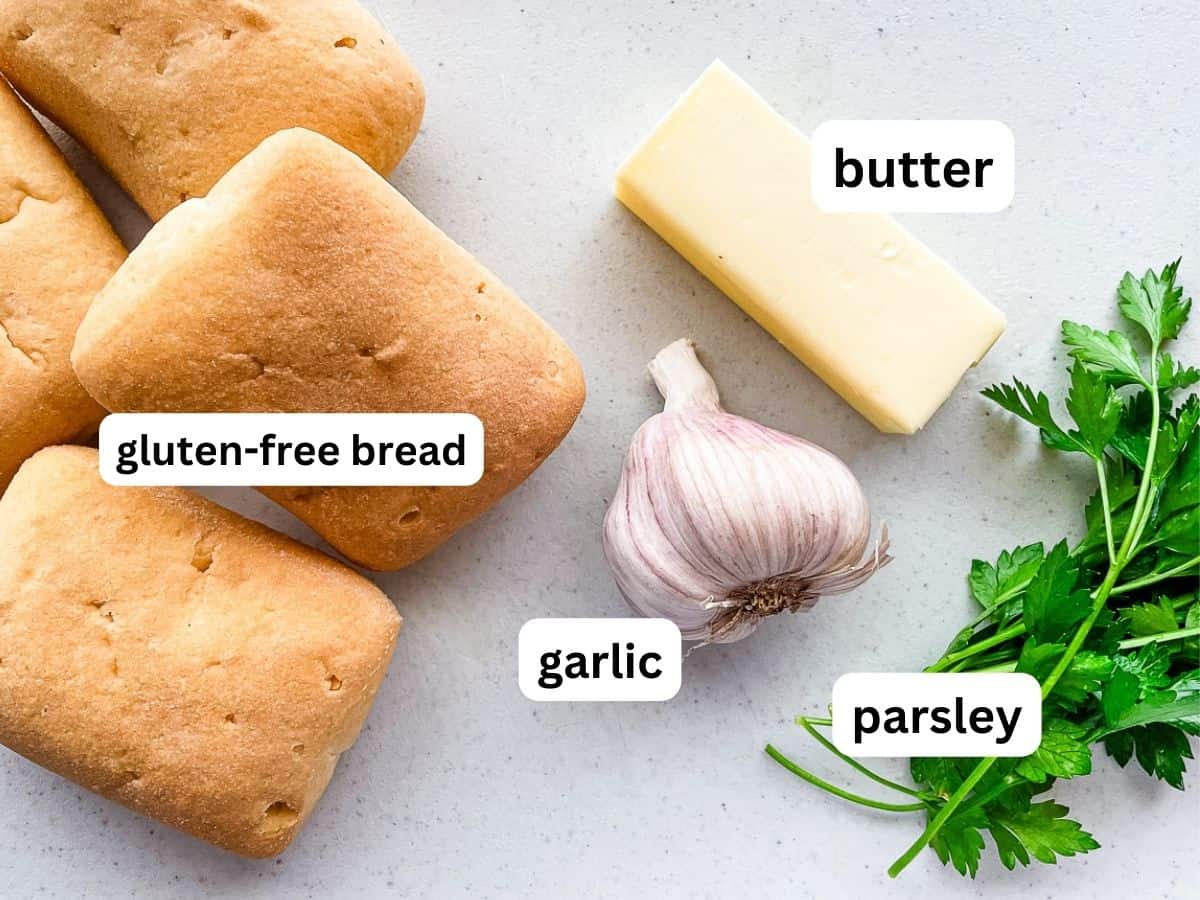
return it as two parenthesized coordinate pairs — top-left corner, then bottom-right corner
(73, 129), (587, 570)
(0, 447), (402, 857)
(0, 79), (125, 495)
(0, 0), (424, 218)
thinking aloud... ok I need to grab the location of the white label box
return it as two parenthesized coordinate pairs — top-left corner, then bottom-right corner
(831, 672), (1042, 757)
(811, 120), (1014, 213)
(518, 618), (682, 702)
(99, 412), (484, 487)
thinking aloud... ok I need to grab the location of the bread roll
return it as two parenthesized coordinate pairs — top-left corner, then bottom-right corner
(0, 77), (125, 494)
(0, 446), (401, 857)
(0, 0), (424, 219)
(72, 128), (586, 571)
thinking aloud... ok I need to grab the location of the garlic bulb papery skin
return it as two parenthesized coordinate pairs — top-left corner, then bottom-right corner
(602, 339), (891, 644)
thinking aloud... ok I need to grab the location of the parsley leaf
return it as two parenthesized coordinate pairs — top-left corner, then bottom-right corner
(1158, 352), (1200, 391)
(1101, 669), (1142, 725)
(967, 543), (1044, 612)
(1133, 724), (1193, 789)
(982, 379), (1080, 453)
(1150, 394), (1200, 483)
(990, 802), (1099, 865)
(929, 807), (987, 877)
(1050, 651), (1114, 705)
(1061, 321), (1147, 388)
(1123, 598), (1180, 637)
(1112, 392), (1154, 468)
(910, 757), (978, 799)
(1016, 718), (1093, 782)
(1103, 679), (1200, 733)
(1152, 429), (1199, 555)
(1168, 674), (1200, 735)
(1023, 542), (1091, 643)
(1015, 639), (1067, 680)
(1065, 361), (1122, 458)
(911, 757), (957, 798)
(1118, 259), (1191, 347)
(1105, 724), (1195, 790)
(1113, 643), (1174, 691)
(986, 820), (1031, 870)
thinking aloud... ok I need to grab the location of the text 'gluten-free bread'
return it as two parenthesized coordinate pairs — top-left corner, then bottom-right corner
(0, 446), (402, 857)
(0, 77), (125, 494)
(72, 128), (587, 571)
(0, 0), (424, 219)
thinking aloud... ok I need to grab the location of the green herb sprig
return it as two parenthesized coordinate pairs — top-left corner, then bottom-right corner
(767, 261), (1199, 878)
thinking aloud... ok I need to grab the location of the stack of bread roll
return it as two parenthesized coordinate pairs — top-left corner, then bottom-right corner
(0, 0), (584, 857)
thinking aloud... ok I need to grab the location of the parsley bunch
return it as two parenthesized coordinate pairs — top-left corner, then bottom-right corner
(767, 261), (1199, 878)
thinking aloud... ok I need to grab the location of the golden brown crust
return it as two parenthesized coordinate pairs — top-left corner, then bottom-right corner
(0, 0), (424, 219)
(0, 446), (402, 857)
(0, 78), (125, 494)
(73, 128), (587, 570)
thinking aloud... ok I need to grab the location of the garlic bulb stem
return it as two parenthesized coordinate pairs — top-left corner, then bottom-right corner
(603, 339), (891, 644)
(648, 338), (721, 412)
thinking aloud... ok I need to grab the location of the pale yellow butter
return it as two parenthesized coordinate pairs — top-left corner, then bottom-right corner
(615, 61), (1006, 434)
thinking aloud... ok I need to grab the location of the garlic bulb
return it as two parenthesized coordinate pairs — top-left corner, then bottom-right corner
(602, 339), (891, 644)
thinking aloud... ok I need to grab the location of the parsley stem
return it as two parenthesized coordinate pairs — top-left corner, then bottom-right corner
(927, 622), (1026, 671)
(931, 578), (1195, 671)
(764, 745), (927, 813)
(1125, 486), (1161, 559)
(887, 757), (999, 877)
(926, 528), (1190, 676)
(953, 649), (1019, 671)
(1095, 458), (1116, 564)
(1034, 350), (1160, 698)
(796, 715), (833, 726)
(946, 773), (1023, 820)
(972, 660), (1017, 673)
(794, 716), (932, 800)
(964, 619), (1200, 672)
(1116, 361), (1161, 561)
(1119, 625), (1200, 650)
(1040, 566), (1123, 699)
(1111, 557), (1200, 595)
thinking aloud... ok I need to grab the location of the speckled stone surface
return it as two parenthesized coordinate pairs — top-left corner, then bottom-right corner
(2, 1), (1197, 897)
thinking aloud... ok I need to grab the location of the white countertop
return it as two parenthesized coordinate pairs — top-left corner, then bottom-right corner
(3, 1), (1197, 897)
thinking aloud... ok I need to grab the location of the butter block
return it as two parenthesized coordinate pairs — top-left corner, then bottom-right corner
(615, 61), (1005, 433)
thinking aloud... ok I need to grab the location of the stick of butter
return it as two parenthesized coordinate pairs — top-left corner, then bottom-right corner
(615, 61), (1005, 434)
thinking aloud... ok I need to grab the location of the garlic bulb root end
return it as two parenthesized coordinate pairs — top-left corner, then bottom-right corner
(708, 526), (893, 644)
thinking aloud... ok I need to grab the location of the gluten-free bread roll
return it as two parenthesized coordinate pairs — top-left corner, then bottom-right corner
(73, 128), (586, 571)
(0, 78), (125, 494)
(0, 0), (424, 219)
(0, 446), (402, 857)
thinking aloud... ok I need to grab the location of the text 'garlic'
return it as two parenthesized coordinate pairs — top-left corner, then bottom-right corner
(603, 339), (891, 644)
